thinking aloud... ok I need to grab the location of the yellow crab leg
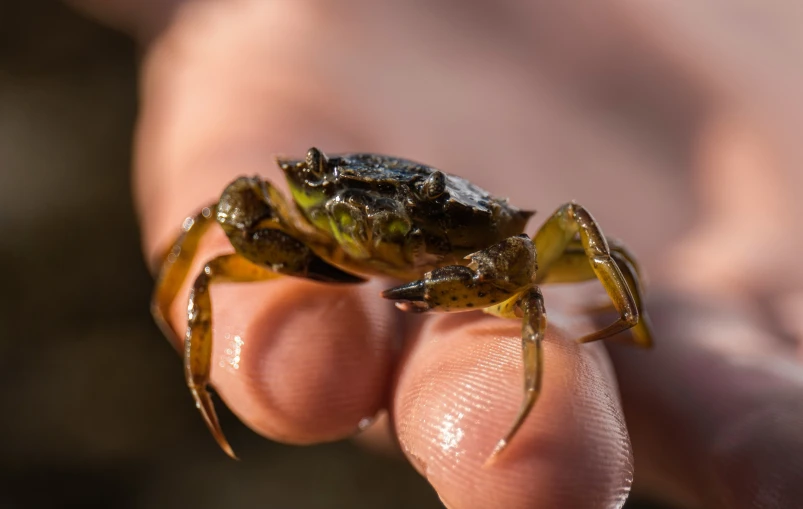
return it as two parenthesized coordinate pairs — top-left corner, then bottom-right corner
(533, 203), (641, 344)
(537, 238), (654, 347)
(151, 205), (217, 351)
(185, 253), (281, 459)
(484, 287), (546, 467)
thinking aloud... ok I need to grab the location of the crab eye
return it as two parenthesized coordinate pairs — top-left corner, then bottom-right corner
(305, 147), (329, 177)
(421, 171), (446, 200)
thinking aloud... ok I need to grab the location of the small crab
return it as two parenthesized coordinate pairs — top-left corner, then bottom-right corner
(152, 148), (654, 463)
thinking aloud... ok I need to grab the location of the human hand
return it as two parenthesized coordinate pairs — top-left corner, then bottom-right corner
(68, 1), (803, 507)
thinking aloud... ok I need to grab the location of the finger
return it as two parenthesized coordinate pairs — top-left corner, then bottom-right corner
(165, 240), (397, 444)
(63, 0), (177, 39)
(609, 292), (803, 509)
(393, 308), (634, 509)
(136, 3), (399, 446)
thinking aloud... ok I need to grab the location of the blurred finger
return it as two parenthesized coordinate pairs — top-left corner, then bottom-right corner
(610, 293), (803, 509)
(135, 2), (399, 446)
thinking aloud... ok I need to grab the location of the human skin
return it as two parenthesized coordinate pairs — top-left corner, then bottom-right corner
(67, 1), (803, 508)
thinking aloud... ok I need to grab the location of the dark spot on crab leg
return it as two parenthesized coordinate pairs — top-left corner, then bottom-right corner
(382, 236), (536, 313)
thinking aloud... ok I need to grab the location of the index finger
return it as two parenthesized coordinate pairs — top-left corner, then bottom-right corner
(136, 23), (400, 450)
(392, 303), (635, 508)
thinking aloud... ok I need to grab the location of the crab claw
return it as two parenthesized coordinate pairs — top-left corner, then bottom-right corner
(382, 280), (425, 301)
(381, 281), (432, 312)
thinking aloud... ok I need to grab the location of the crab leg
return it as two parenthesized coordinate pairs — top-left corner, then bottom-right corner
(484, 287), (546, 466)
(537, 238), (654, 347)
(384, 204), (649, 464)
(152, 205), (218, 351)
(183, 243), (363, 458)
(153, 179), (367, 458)
(533, 203), (640, 344)
(383, 236), (546, 462)
(185, 254), (280, 459)
(382, 235), (536, 312)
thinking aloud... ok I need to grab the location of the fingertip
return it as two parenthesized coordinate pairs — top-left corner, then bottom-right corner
(393, 313), (634, 508)
(203, 278), (398, 444)
(158, 228), (398, 446)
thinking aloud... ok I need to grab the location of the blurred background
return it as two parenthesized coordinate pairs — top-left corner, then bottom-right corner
(1, 1), (790, 508)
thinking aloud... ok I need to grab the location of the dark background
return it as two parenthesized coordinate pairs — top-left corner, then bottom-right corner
(0, 3), (672, 508)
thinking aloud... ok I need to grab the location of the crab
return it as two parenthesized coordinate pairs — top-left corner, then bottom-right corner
(152, 148), (654, 463)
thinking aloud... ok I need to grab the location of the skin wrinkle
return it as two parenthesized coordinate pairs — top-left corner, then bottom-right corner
(573, 340), (635, 509)
(556, 357), (633, 508)
(709, 396), (803, 509)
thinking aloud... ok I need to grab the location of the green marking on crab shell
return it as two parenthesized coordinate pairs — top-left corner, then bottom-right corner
(386, 219), (410, 237)
(337, 210), (355, 227)
(287, 181), (329, 210)
(329, 216), (371, 259)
